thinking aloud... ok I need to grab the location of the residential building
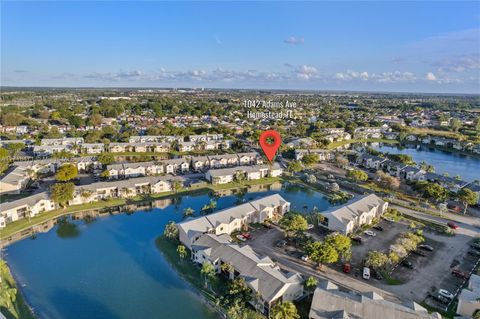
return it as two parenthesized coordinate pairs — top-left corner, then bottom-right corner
(309, 280), (441, 319)
(40, 137), (84, 146)
(456, 274), (480, 318)
(177, 194), (290, 248)
(81, 143), (104, 154)
(319, 194), (388, 234)
(1, 192), (56, 228)
(0, 166), (30, 194)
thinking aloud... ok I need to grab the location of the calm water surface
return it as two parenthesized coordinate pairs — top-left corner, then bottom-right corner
(373, 144), (480, 182)
(4, 183), (331, 319)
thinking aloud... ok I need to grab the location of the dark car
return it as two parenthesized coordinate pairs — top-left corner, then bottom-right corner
(451, 269), (469, 279)
(418, 244), (434, 251)
(413, 250), (427, 257)
(447, 222), (459, 230)
(371, 269), (383, 280)
(401, 260), (415, 269)
(343, 263), (351, 273)
(263, 223), (273, 229)
(468, 250), (480, 257)
(372, 225), (383, 231)
(352, 236), (363, 243)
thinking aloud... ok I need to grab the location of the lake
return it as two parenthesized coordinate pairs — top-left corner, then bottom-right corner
(4, 183), (331, 319)
(373, 144), (480, 182)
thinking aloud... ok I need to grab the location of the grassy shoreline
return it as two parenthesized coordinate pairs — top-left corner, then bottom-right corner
(0, 260), (36, 319)
(0, 177), (282, 241)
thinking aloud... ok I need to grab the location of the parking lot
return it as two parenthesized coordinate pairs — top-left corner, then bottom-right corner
(346, 217), (480, 307)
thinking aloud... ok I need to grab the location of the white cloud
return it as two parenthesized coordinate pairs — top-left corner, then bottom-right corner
(335, 70), (369, 81)
(425, 72), (437, 81)
(284, 36), (304, 45)
(372, 71), (416, 83)
(295, 65), (319, 80)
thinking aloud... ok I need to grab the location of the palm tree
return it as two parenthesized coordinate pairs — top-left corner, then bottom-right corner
(201, 261), (215, 288)
(177, 244), (187, 261)
(183, 207), (195, 218)
(271, 301), (300, 319)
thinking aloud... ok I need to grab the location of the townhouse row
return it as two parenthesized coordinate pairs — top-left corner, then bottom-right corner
(177, 194), (303, 314)
(294, 149), (334, 161)
(318, 194), (388, 235)
(105, 152), (263, 179)
(0, 157), (102, 195)
(357, 153), (479, 201)
(0, 175), (185, 228)
(32, 134), (232, 156)
(205, 163), (283, 184)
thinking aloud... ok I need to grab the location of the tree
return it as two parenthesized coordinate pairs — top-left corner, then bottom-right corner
(5, 143), (25, 157)
(377, 171), (400, 190)
(228, 277), (251, 303)
(279, 213), (308, 234)
(305, 241), (339, 267)
(163, 221), (178, 239)
(98, 153), (115, 165)
(271, 301), (300, 319)
(55, 163), (78, 182)
(451, 118), (462, 132)
(304, 276), (318, 293)
(183, 207), (195, 218)
(172, 180), (183, 193)
(346, 169), (368, 182)
(421, 182), (448, 202)
(365, 251), (389, 269)
(50, 182), (75, 207)
(325, 233), (352, 261)
(177, 244), (187, 260)
(201, 261), (216, 288)
(388, 252), (400, 265)
(287, 161), (303, 173)
(458, 188), (478, 214)
(221, 262), (234, 275)
(301, 154), (319, 167)
(335, 155), (349, 168)
(201, 199), (217, 214)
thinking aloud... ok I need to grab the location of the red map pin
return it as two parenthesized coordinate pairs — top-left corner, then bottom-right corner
(259, 130), (282, 162)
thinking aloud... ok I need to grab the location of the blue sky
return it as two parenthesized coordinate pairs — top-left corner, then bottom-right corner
(2, 1), (479, 93)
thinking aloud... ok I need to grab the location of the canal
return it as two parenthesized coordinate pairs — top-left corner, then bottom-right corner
(4, 183), (331, 319)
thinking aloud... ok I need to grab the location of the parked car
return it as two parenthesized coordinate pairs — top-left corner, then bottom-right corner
(241, 232), (252, 240)
(438, 289), (454, 300)
(468, 250), (480, 257)
(307, 224), (314, 230)
(301, 255), (309, 261)
(447, 222), (459, 230)
(401, 260), (415, 269)
(263, 223), (273, 229)
(276, 240), (287, 247)
(364, 230), (376, 237)
(431, 293), (450, 305)
(363, 267), (370, 280)
(413, 250), (427, 257)
(236, 234), (246, 242)
(382, 216), (395, 223)
(352, 236), (363, 243)
(372, 225), (383, 231)
(343, 263), (351, 273)
(451, 269), (469, 279)
(418, 244), (434, 251)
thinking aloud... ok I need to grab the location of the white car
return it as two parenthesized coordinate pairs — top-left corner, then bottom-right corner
(438, 289), (454, 300)
(301, 255), (309, 261)
(383, 216), (395, 223)
(363, 267), (370, 280)
(307, 224), (314, 230)
(364, 230), (377, 237)
(236, 234), (246, 242)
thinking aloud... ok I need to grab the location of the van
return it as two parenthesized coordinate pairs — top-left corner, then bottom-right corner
(363, 267), (370, 280)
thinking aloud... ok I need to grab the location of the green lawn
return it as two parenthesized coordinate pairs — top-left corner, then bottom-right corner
(326, 138), (399, 149)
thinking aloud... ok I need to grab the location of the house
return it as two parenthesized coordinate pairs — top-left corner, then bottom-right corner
(179, 141), (195, 152)
(163, 158), (190, 174)
(286, 137), (316, 148)
(205, 164), (282, 184)
(424, 173), (469, 193)
(295, 149), (333, 161)
(33, 145), (74, 156)
(76, 157), (102, 172)
(205, 167), (236, 184)
(382, 160), (407, 178)
(401, 166), (426, 182)
(354, 127), (382, 139)
(108, 143), (131, 153)
(456, 274), (480, 318)
(0, 166), (30, 194)
(191, 234), (303, 314)
(40, 137), (84, 146)
(309, 280), (441, 319)
(319, 194), (388, 234)
(81, 143), (104, 154)
(237, 152), (262, 165)
(465, 182), (480, 205)
(106, 161), (164, 179)
(207, 155), (230, 168)
(0, 192), (56, 228)
(191, 156), (210, 171)
(177, 194), (290, 248)
(358, 154), (386, 170)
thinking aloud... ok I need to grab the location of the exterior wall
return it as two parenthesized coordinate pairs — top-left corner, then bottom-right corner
(0, 181), (23, 194)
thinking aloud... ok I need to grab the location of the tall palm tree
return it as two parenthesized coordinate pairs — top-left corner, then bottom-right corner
(183, 207), (195, 218)
(177, 244), (187, 261)
(271, 301), (300, 319)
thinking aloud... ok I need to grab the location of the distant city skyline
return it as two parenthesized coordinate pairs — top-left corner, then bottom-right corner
(2, 1), (479, 93)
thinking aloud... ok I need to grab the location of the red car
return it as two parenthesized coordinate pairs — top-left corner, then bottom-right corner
(343, 263), (351, 273)
(447, 222), (459, 229)
(451, 269), (469, 279)
(241, 232), (252, 239)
